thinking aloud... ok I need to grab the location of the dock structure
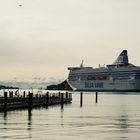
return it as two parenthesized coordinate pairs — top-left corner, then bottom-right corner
(0, 91), (72, 112)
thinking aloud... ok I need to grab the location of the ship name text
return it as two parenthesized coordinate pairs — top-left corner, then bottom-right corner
(85, 82), (104, 88)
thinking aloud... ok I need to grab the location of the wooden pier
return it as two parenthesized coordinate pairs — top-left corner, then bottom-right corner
(0, 91), (72, 112)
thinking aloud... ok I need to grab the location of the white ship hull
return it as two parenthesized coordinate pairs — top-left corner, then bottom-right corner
(67, 79), (140, 92)
(67, 50), (140, 92)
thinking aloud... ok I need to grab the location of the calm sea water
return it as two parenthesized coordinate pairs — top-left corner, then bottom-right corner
(1, 92), (140, 140)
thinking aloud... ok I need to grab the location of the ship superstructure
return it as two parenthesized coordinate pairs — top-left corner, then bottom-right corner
(67, 50), (140, 91)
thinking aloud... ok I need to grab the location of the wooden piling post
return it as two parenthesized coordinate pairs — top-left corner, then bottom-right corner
(4, 92), (7, 113)
(46, 92), (49, 107)
(59, 92), (61, 98)
(71, 93), (72, 100)
(80, 92), (83, 107)
(95, 92), (98, 103)
(23, 91), (26, 98)
(28, 92), (33, 113)
(61, 93), (64, 109)
(69, 93), (72, 100)
(66, 92), (68, 99)
(9, 91), (13, 98)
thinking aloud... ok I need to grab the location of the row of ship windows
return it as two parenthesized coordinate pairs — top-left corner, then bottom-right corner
(70, 70), (140, 75)
(69, 73), (140, 78)
(69, 73), (140, 77)
(70, 71), (140, 77)
(69, 76), (140, 81)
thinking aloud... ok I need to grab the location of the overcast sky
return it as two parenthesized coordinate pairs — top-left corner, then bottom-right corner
(0, 0), (140, 82)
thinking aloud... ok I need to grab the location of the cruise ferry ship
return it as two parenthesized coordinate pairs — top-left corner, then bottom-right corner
(67, 50), (140, 92)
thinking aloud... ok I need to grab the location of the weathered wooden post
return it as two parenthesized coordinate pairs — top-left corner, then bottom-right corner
(69, 92), (72, 100)
(95, 92), (98, 103)
(23, 91), (26, 98)
(59, 92), (61, 98)
(28, 92), (33, 114)
(9, 91), (13, 98)
(4, 92), (8, 113)
(71, 93), (72, 100)
(80, 92), (83, 107)
(61, 93), (64, 109)
(46, 92), (49, 107)
(66, 92), (68, 99)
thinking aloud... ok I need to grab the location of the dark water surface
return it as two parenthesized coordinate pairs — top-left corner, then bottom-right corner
(1, 92), (140, 140)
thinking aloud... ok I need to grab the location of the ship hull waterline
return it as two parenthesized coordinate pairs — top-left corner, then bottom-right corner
(67, 79), (140, 92)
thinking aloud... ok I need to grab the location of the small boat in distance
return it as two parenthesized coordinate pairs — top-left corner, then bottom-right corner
(67, 50), (140, 92)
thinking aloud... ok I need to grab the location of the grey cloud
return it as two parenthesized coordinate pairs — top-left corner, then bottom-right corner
(0, 46), (17, 56)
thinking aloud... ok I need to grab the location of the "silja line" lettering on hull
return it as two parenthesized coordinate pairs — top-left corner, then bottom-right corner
(85, 82), (104, 88)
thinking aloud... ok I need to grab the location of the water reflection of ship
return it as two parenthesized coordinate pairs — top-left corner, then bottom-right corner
(117, 115), (129, 130)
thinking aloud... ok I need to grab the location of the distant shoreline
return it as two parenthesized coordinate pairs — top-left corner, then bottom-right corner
(0, 85), (19, 90)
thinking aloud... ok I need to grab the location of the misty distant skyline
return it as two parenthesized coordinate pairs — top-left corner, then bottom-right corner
(0, 0), (140, 83)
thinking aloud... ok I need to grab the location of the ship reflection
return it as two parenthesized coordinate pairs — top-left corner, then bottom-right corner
(116, 115), (129, 130)
(112, 114), (130, 139)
